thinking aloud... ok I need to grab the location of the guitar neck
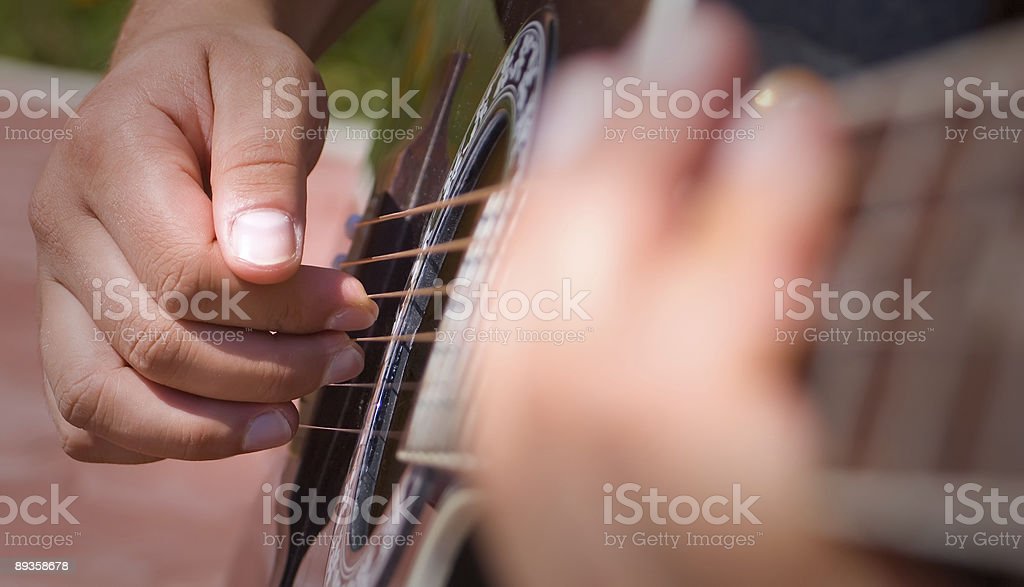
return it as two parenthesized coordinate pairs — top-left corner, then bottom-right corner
(812, 20), (1024, 574)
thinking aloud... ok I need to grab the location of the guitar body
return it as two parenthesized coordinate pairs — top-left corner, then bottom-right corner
(267, 2), (646, 585)
(257, 1), (1024, 584)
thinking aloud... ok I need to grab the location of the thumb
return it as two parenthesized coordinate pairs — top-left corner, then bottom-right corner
(208, 46), (327, 284)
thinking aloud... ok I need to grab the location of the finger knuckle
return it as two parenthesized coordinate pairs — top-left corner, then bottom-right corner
(61, 115), (92, 156)
(266, 49), (317, 82)
(27, 174), (80, 249)
(263, 299), (310, 332)
(177, 427), (231, 461)
(150, 244), (208, 307)
(59, 434), (102, 463)
(54, 370), (107, 431)
(28, 105), (114, 253)
(252, 360), (300, 401)
(27, 189), (57, 245)
(224, 139), (304, 191)
(119, 317), (185, 383)
(60, 109), (109, 170)
(251, 340), (329, 401)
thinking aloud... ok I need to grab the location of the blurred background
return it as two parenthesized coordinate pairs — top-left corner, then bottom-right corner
(0, 0), (414, 97)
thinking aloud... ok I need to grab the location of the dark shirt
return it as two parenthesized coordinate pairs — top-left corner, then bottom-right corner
(727, 0), (1011, 76)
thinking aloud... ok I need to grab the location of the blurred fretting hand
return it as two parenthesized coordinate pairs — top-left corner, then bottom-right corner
(471, 4), (895, 585)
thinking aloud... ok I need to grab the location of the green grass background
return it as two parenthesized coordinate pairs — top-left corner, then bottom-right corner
(0, 0), (413, 98)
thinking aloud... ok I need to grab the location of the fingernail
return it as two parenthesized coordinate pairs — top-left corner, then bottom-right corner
(326, 307), (377, 331)
(230, 209), (297, 266)
(531, 59), (612, 172)
(718, 72), (839, 176)
(633, 0), (697, 79)
(751, 70), (839, 148)
(323, 345), (364, 385)
(243, 411), (293, 452)
(752, 69), (832, 115)
(325, 279), (378, 330)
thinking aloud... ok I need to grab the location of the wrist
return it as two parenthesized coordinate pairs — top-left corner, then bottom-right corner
(111, 0), (278, 64)
(111, 0), (375, 65)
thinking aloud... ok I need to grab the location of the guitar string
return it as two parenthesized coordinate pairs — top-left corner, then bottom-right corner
(322, 109), (1020, 434)
(301, 47), (1024, 554)
(354, 332), (438, 344)
(301, 384), (422, 432)
(297, 2), (497, 453)
(345, 185), (1021, 281)
(298, 424), (404, 437)
(312, 189), (505, 433)
(356, 185), (499, 227)
(337, 238), (472, 268)
(368, 284), (453, 300)
(325, 382), (419, 390)
(305, 190), (498, 434)
(336, 184), (503, 267)
(297, 425), (364, 433)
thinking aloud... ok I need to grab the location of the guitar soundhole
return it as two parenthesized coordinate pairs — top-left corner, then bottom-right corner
(356, 120), (511, 540)
(446, 532), (488, 587)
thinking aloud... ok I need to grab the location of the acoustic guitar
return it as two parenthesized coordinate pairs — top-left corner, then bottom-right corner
(257, 1), (1024, 584)
(265, 2), (647, 584)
